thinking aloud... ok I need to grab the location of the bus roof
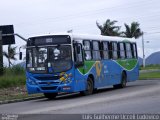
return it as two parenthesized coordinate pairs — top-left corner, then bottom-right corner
(29, 33), (136, 43)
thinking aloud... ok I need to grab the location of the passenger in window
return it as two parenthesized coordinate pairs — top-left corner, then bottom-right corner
(85, 51), (91, 60)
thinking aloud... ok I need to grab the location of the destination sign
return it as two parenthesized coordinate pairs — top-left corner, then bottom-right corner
(27, 35), (71, 46)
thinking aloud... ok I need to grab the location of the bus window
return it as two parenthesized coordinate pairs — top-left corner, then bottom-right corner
(92, 41), (101, 60)
(132, 43), (137, 58)
(74, 43), (84, 67)
(108, 42), (112, 59)
(26, 49), (33, 68)
(83, 40), (92, 60)
(119, 42), (125, 59)
(125, 43), (132, 59)
(102, 41), (109, 59)
(112, 42), (118, 59)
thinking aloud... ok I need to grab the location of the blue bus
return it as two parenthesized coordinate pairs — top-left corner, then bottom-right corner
(26, 33), (139, 99)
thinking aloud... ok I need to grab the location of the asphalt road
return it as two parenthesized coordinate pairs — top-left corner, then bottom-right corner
(0, 80), (160, 119)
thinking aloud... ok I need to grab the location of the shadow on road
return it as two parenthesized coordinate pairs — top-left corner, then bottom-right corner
(35, 87), (118, 102)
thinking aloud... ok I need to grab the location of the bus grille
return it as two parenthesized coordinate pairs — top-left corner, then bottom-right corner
(38, 82), (60, 84)
(41, 86), (57, 90)
(34, 76), (60, 80)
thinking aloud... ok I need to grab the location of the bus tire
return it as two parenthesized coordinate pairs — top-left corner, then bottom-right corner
(120, 72), (127, 88)
(44, 93), (58, 99)
(80, 77), (94, 96)
(113, 72), (127, 89)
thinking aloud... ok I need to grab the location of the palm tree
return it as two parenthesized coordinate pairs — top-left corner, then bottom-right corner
(96, 19), (121, 36)
(123, 22), (143, 39)
(3, 45), (17, 67)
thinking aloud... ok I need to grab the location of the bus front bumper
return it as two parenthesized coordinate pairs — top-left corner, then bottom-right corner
(26, 82), (73, 94)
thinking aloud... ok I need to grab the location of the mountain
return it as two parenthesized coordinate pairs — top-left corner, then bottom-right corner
(146, 51), (160, 65)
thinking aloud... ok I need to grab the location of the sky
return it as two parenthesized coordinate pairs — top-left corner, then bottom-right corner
(0, 0), (160, 65)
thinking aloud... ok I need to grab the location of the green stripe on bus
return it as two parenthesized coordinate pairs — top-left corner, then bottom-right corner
(78, 61), (95, 74)
(116, 59), (138, 70)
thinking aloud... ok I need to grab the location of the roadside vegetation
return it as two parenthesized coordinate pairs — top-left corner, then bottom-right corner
(139, 64), (160, 80)
(0, 65), (43, 102)
(0, 65), (25, 89)
(140, 64), (160, 70)
(139, 71), (160, 80)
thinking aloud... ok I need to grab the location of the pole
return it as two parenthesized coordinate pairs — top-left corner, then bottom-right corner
(0, 31), (3, 75)
(142, 32), (145, 68)
(2, 33), (27, 42)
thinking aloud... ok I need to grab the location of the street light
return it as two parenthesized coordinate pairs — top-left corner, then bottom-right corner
(142, 32), (150, 68)
(142, 32), (145, 68)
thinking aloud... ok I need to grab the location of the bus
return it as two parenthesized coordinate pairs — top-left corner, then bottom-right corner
(26, 33), (139, 99)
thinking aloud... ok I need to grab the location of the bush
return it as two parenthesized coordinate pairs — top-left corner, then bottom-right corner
(0, 66), (26, 89)
(11, 65), (25, 75)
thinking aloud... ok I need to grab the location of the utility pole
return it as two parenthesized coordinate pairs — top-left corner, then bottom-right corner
(0, 31), (3, 75)
(142, 32), (145, 68)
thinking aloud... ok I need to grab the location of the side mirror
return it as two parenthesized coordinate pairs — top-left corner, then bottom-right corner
(19, 52), (22, 60)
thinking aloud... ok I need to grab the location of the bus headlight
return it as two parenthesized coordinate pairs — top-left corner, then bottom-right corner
(28, 78), (36, 85)
(29, 68), (35, 71)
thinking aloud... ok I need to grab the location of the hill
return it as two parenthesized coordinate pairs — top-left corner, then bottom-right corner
(146, 51), (160, 65)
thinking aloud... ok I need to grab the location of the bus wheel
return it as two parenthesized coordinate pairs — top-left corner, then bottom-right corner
(120, 73), (127, 88)
(113, 72), (127, 89)
(80, 77), (94, 96)
(44, 93), (58, 99)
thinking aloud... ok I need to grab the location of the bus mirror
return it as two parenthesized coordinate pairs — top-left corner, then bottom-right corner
(19, 52), (22, 60)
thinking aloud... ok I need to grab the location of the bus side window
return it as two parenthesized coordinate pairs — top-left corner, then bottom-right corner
(132, 43), (137, 58)
(83, 40), (92, 60)
(102, 41), (109, 59)
(109, 42), (112, 59)
(74, 43), (84, 67)
(112, 42), (118, 60)
(125, 43), (132, 59)
(119, 42), (125, 59)
(92, 41), (101, 60)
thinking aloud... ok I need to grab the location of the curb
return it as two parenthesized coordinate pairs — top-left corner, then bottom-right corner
(0, 92), (67, 105)
(0, 96), (44, 105)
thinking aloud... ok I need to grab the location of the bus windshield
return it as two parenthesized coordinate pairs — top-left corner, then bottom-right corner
(26, 45), (72, 73)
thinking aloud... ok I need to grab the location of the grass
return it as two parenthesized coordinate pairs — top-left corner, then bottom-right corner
(0, 65), (43, 102)
(139, 71), (160, 80)
(0, 65), (26, 89)
(139, 64), (160, 79)
(0, 66), (28, 102)
(140, 64), (160, 70)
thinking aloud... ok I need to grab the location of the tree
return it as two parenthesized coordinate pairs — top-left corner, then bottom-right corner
(123, 22), (143, 39)
(3, 45), (17, 67)
(96, 19), (121, 36)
